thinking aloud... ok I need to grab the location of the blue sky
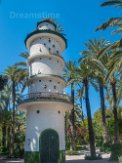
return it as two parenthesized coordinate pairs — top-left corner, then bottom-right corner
(1, 0), (122, 115)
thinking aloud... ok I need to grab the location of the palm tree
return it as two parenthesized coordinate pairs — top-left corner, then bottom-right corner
(0, 85), (11, 148)
(75, 60), (96, 157)
(65, 61), (77, 150)
(96, 0), (122, 144)
(110, 78), (120, 143)
(65, 59), (96, 157)
(4, 66), (28, 155)
(81, 38), (110, 143)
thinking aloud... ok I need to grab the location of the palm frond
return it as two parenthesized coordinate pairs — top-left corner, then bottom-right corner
(101, 0), (122, 8)
(96, 17), (122, 31)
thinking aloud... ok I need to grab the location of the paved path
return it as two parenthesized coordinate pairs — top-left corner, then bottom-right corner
(0, 158), (118, 163)
(0, 154), (118, 163)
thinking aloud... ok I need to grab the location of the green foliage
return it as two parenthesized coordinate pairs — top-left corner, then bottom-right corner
(119, 156), (122, 163)
(66, 150), (83, 155)
(75, 145), (87, 151)
(100, 142), (112, 152)
(95, 137), (103, 148)
(14, 148), (24, 158)
(110, 144), (122, 160)
(85, 153), (102, 160)
(0, 146), (9, 155)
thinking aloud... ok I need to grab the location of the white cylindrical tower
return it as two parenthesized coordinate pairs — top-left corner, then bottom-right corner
(18, 19), (72, 163)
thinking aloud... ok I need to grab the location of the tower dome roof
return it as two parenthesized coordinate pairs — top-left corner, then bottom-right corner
(37, 19), (57, 29)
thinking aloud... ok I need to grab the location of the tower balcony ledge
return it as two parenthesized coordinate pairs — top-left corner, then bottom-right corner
(27, 53), (64, 65)
(27, 73), (66, 83)
(18, 92), (73, 105)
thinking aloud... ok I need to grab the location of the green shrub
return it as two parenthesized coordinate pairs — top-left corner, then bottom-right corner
(110, 144), (122, 161)
(85, 153), (102, 160)
(66, 150), (82, 155)
(14, 147), (24, 158)
(96, 138), (103, 147)
(119, 156), (122, 163)
(100, 142), (111, 152)
(75, 145), (87, 151)
(0, 146), (9, 155)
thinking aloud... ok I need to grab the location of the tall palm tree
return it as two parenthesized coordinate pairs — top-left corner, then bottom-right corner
(4, 66), (28, 155)
(65, 61), (77, 150)
(75, 60), (96, 157)
(109, 78), (120, 143)
(0, 85), (11, 148)
(81, 38), (110, 143)
(65, 59), (96, 157)
(96, 0), (122, 144)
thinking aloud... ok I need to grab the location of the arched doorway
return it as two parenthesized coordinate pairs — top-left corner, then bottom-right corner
(40, 129), (59, 163)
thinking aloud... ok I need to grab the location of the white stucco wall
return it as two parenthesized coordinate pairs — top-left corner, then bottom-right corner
(29, 57), (64, 76)
(28, 78), (65, 94)
(25, 103), (66, 151)
(30, 38), (61, 56)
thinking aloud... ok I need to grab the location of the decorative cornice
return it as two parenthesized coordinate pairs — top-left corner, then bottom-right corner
(18, 92), (72, 105)
(26, 74), (66, 84)
(25, 29), (67, 48)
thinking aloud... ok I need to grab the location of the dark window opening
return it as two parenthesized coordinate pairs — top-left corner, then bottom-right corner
(39, 80), (41, 82)
(54, 85), (56, 89)
(49, 80), (52, 82)
(44, 85), (47, 89)
(40, 48), (42, 52)
(49, 39), (51, 42)
(58, 110), (61, 114)
(44, 43), (46, 46)
(57, 50), (59, 54)
(49, 48), (51, 51)
(52, 44), (55, 48)
(37, 110), (40, 114)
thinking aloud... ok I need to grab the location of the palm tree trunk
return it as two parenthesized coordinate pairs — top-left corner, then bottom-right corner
(7, 126), (11, 153)
(110, 80), (120, 144)
(2, 123), (7, 148)
(84, 78), (96, 157)
(11, 80), (16, 155)
(71, 82), (75, 150)
(99, 84), (109, 143)
(80, 96), (85, 127)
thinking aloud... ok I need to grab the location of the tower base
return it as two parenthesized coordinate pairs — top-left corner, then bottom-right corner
(24, 150), (65, 163)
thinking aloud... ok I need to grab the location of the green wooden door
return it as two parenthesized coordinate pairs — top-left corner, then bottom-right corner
(40, 129), (59, 163)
